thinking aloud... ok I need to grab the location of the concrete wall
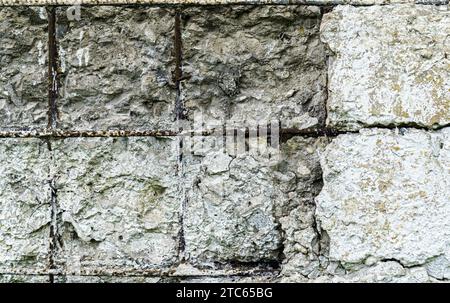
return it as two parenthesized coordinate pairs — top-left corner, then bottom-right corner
(0, 3), (448, 282)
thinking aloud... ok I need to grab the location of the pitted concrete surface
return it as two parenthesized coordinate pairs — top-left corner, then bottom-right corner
(0, 4), (449, 282)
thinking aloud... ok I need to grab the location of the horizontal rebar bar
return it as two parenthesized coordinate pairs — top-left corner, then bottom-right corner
(0, 124), (445, 139)
(0, 127), (350, 139)
(0, 129), (179, 138)
(0, 265), (278, 278)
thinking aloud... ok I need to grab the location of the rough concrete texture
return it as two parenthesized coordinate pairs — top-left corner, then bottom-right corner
(316, 128), (449, 274)
(182, 5), (327, 130)
(180, 133), (327, 272)
(0, 7), (48, 131)
(306, 261), (442, 283)
(1, 0), (448, 7)
(0, 274), (50, 283)
(277, 137), (330, 279)
(322, 5), (450, 130)
(1, 4), (450, 283)
(57, 7), (176, 131)
(50, 137), (180, 275)
(183, 137), (284, 264)
(0, 139), (50, 274)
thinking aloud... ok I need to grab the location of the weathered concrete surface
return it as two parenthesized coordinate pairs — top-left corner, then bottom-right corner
(316, 128), (450, 269)
(182, 134), (327, 268)
(322, 5), (450, 130)
(51, 137), (180, 274)
(302, 261), (441, 282)
(0, 274), (50, 282)
(0, 8), (48, 131)
(183, 135), (285, 264)
(182, 6), (327, 130)
(0, 139), (50, 274)
(278, 137), (330, 279)
(57, 7), (176, 131)
(1, 4), (450, 283)
(1, 0), (448, 7)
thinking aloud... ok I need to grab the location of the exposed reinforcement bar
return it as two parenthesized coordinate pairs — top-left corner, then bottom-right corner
(0, 127), (353, 139)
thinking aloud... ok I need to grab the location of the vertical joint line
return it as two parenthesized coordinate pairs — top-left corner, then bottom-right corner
(174, 11), (185, 121)
(47, 141), (64, 283)
(47, 7), (59, 130)
(48, 172), (58, 283)
(174, 11), (187, 260)
(46, 8), (62, 282)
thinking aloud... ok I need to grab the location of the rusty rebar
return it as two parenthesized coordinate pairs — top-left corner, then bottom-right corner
(47, 7), (59, 129)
